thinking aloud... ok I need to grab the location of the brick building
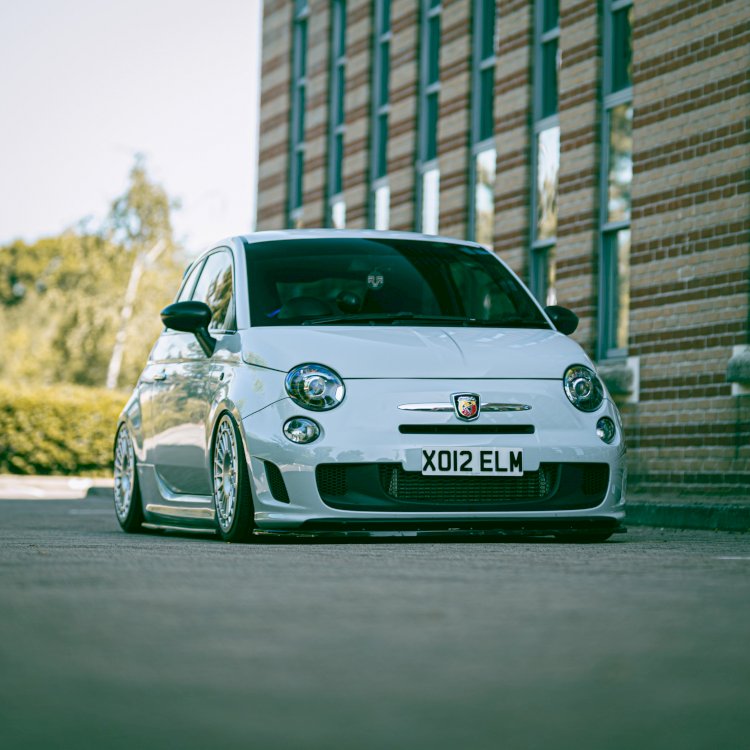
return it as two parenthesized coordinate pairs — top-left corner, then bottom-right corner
(256, 0), (750, 497)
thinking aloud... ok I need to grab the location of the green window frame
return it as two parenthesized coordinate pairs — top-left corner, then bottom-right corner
(369, 0), (391, 229)
(416, 0), (441, 235)
(468, 0), (497, 248)
(288, 0), (310, 226)
(327, 0), (347, 227)
(529, 0), (560, 305)
(598, 0), (633, 360)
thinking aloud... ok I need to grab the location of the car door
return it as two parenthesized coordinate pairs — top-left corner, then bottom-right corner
(150, 249), (237, 497)
(140, 258), (204, 476)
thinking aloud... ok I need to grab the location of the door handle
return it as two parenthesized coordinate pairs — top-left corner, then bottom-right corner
(152, 370), (167, 382)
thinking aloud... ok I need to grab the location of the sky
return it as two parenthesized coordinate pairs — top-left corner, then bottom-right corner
(0, 0), (262, 256)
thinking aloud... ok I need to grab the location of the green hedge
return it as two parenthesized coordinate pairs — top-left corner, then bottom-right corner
(0, 383), (127, 475)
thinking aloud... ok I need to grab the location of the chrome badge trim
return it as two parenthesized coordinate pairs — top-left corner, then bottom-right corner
(398, 402), (532, 412)
(482, 403), (532, 412)
(452, 393), (480, 422)
(397, 403), (454, 412)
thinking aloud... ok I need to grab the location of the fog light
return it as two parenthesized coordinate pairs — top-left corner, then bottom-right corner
(596, 417), (616, 444)
(283, 417), (321, 444)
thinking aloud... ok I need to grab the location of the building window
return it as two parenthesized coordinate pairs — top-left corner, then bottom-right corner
(530, 0), (560, 305)
(370, 0), (391, 229)
(468, 0), (497, 248)
(289, 0), (309, 226)
(328, 0), (347, 228)
(598, 0), (633, 359)
(416, 0), (441, 234)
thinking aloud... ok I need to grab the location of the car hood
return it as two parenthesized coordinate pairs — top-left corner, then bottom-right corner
(242, 326), (592, 379)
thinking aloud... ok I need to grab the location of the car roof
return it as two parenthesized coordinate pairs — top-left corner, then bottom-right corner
(236, 229), (490, 251)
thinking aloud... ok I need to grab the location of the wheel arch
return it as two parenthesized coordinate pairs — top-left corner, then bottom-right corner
(116, 392), (147, 465)
(207, 398), (253, 472)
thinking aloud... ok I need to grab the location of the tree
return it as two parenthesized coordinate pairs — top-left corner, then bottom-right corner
(107, 153), (179, 254)
(0, 157), (183, 390)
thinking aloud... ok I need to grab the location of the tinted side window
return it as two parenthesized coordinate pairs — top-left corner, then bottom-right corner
(175, 260), (205, 302)
(191, 251), (235, 331)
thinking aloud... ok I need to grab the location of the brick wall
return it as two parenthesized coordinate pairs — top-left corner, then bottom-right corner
(625, 0), (750, 495)
(256, 0), (291, 229)
(255, 0), (750, 496)
(556, 0), (600, 350)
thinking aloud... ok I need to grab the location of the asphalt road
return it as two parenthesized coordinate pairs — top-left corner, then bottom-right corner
(1, 495), (749, 750)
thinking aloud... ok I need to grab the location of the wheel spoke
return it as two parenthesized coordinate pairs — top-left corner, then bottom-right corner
(213, 417), (241, 532)
(113, 427), (135, 521)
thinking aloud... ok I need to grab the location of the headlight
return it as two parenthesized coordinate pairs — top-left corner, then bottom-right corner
(285, 364), (345, 411)
(563, 364), (604, 412)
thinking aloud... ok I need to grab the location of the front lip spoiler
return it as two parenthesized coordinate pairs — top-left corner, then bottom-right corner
(254, 517), (625, 538)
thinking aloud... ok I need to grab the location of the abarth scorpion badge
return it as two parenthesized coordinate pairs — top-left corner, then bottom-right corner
(452, 393), (480, 422)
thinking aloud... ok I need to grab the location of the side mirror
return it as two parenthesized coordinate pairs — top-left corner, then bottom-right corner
(544, 305), (579, 335)
(161, 301), (216, 356)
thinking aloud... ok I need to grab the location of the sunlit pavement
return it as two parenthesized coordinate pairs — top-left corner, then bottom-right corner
(0, 493), (748, 750)
(0, 475), (113, 500)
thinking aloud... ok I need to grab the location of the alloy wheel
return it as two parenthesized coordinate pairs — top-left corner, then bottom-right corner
(213, 415), (239, 532)
(113, 426), (135, 522)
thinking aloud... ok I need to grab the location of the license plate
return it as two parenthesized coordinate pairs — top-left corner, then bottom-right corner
(421, 448), (524, 476)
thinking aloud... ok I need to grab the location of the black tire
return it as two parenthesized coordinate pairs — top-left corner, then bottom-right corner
(113, 423), (145, 533)
(212, 413), (255, 543)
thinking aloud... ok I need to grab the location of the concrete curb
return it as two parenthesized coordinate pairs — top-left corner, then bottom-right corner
(0, 475), (114, 501)
(626, 502), (750, 532)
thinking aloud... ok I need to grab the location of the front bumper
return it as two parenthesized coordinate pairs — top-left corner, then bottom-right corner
(242, 378), (626, 531)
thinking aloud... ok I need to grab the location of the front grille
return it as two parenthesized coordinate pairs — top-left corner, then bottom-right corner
(316, 464), (348, 497)
(264, 461), (290, 503)
(378, 463), (557, 503)
(583, 463), (609, 496)
(315, 462), (610, 513)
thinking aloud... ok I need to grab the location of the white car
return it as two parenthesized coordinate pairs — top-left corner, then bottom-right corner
(114, 230), (626, 542)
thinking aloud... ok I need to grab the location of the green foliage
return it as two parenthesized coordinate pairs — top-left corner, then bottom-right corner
(0, 383), (126, 475)
(0, 157), (184, 390)
(0, 157), (186, 476)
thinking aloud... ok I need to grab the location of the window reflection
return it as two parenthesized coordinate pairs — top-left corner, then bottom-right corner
(545, 246), (557, 306)
(422, 168), (440, 235)
(532, 246), (557, 307)
(543, 0), (559, 32)
(375, 184), (390, 230)
(206, 268), (234, 331)
(331, 199), (346, 229)
(474, 148), (495, 248)
(191, 252), (234, 331)
(608, 104), (632, 223)
(426, 92), (438, 162)
(479, 67), (494, 142)
(611, 5), (633, 92)
(613, 229), (630, 351)
(541, 38), (559, 118)
(536, 125), (559, 240)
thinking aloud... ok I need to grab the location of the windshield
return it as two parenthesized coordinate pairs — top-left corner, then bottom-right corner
(244, 238), (549, 329)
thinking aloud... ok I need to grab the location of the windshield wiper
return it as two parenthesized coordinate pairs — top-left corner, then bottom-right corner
(480, 316), (550, 329)
(302, 312), (478, 326)
(302, 312), (550, 327)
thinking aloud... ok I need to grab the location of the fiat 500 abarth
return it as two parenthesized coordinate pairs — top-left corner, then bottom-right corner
(113, 230), (626, 542)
